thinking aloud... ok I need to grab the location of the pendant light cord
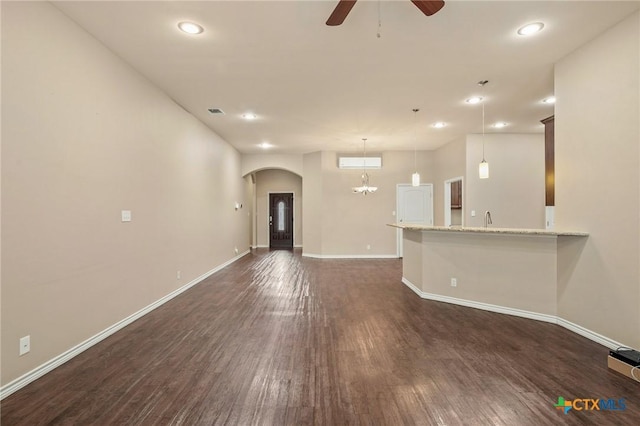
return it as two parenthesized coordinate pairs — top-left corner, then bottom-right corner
(478, 80), (488, 161)
(482, 100), (485, 161)
(377, 0), (382, 38)
(362, 138), (367, 182)
(413, 108), (419, 171)
(363, 138), (367, 163)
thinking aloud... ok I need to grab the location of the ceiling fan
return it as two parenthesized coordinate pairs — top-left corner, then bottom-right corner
(326, 0), (445, 26)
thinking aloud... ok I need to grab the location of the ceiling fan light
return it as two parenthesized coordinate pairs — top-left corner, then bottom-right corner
(466, 96), (483, 105)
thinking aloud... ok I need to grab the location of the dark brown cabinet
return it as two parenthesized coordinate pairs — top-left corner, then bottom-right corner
(541, 115), (554, 206)
(451, 180), (462, 209)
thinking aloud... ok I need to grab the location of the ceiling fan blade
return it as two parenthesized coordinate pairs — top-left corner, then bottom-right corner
(326, 0), (358, 26)
(411, 0), (445, 16)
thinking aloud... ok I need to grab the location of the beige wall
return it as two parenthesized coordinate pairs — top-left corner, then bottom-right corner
(241, 154), (303, 178)
(401, 230), (423, 286)
(301, 138), (546, 255)
(404, 230), (558, 316)
(255, 169), (303, 247)
(303, 150), (434, 257)
(1, 2), (249, 386)
(465, 134), (545, 229)
(432, 136), (466, 226)
(451, 209), (462, 226)
(555, 12), (640, 348)
(245, 175), (255, 248)
(431, 132), (545, 229)
(302, 152), (323, 255)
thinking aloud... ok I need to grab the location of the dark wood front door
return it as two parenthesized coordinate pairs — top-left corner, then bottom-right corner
(269, 193), (294, 248)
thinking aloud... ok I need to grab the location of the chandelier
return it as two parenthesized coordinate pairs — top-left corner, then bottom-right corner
(352, 138), (378, 195)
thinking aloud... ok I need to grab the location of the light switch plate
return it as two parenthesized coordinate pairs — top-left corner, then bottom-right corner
(121, 210), (132, 222)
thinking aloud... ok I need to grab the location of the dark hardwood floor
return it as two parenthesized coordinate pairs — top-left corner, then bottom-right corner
(2, 249), (639, 425)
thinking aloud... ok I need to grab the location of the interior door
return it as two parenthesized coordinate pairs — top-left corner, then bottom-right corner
(396, 184), (433, 257)
(444, 177), (464, 228)
(269, 193), (294, 248)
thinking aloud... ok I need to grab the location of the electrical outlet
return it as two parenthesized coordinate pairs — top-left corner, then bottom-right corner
(19, 335), (30, 356)
(234, 247), (239, 255)
(366, 244), (371, 250)
(177, 270), (181, 280)
(451, 278), (457, 287)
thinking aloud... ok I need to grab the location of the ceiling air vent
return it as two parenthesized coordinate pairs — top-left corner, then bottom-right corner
(207, 108), (225, 115)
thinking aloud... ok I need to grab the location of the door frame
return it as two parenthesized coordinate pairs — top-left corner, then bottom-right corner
(444, 176), (464, 228)
(267, 191), (295, 248)
(396, 183), (434, 257)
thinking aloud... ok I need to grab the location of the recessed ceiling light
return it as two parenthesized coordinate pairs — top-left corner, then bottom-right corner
(492, 122), (508, 128)
(465, 96), (483, 104)
(242, 113), (257, 120)
(259, 142), (272, 149)
(178, 21), (204, 35)
(517, 22), (544, 36)
(432, 122), (447, 128)
(542, 96), (556, 104)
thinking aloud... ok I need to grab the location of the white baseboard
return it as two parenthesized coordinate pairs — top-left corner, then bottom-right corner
(401, 276), (424, 297)
(556, 317), (623, 350)
(0, 250), (250, 400)
(302, 253), (399, 259)
(401, 278), (556, 324)
(401, 277), (624, 350)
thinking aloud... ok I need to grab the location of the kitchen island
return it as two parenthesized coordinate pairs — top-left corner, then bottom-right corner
(389, 224), (588, 322)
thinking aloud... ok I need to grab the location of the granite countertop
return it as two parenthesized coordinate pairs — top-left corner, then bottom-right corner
(387, 223), (588, 237)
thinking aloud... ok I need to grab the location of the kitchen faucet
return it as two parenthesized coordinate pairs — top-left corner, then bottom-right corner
(484, 211), (492, 228)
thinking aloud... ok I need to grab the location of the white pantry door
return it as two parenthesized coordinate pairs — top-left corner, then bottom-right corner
(396, 184), (433, 257)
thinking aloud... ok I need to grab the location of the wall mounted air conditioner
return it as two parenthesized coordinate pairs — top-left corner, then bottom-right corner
(338, 156), (382, 169)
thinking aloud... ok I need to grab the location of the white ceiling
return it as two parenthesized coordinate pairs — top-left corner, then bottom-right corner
(52, 1), (640, 154)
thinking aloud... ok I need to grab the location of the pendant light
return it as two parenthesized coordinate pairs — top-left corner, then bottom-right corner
(412, 108), (420, 186)
(352, 138), (378, 195)
(478, 80), (489, 179)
